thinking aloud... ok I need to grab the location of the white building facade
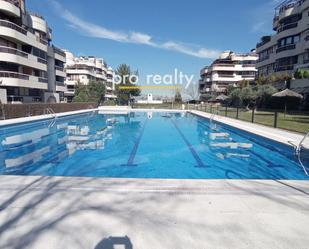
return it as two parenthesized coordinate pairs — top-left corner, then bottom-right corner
(0, 0), (66, 104)
(64, 50), (116, 102)
(199, 50), (258, 95)
(256, 0), (309, 78)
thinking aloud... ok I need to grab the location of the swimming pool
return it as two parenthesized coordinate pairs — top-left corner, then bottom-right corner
(0, 111), (308, 180)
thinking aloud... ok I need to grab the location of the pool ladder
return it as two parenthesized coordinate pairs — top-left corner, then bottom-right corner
(295, 132), (309, 176)
(209, 110), (220, 130)
(44, 107), (57, 128)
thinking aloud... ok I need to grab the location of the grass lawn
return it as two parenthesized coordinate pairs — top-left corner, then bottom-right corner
(218, 108), (309, 134)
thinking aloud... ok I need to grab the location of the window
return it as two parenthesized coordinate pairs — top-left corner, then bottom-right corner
(278, 34), (300, 48)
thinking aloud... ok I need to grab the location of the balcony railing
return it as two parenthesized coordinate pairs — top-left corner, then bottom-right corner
(258, 55), (270, 63)
(1, 0), (20, 7)
(217, 75), (234, 78)
(53, 46), (66, 57)
(37, 57), (47, 64)
(257, 36), (271, 48)
(0, 46), (28, 58)
(38, 77), (48, 83)
(0, 19), (27, 35)
(242, 64), (256, 67)
(55, 65), (64, 71)
(56, 81), (65, 86)
(0, 20), (48, 46)
(213, 64), (235, 67)
(275, 65), (294, 72)
(36, 37), (48, 45)
(277, 22), (298, 33)
(0, 71), (29, 80)
(276, 44), (296, 53)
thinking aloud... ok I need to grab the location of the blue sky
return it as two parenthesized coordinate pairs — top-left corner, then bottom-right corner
(28, 0), (280, 95)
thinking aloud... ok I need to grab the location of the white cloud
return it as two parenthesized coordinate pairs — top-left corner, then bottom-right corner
(50, 0), (220, 59)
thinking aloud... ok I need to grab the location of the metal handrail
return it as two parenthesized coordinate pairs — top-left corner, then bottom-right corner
(295, 132), (309, 176)
(44, 107), (57, 128)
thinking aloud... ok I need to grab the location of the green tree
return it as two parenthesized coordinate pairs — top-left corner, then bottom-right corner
(73, 80), (105, 104)
(239, 80), (250, 89)
(229, 88), (242, 106)
(200, 93), (212, 102)
(256, 75), (267, 85)
(115, 64), (141, 105)
(256, 84), (277, 108)
(174, 89), (182, 103)
(240, 86), (257, 107)
(303, 70), (309, 79)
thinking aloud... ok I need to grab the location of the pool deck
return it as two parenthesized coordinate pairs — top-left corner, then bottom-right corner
(0, 175), (308, 249)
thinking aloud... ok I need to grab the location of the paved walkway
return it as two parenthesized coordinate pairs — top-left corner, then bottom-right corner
(0, 176), (308, 249)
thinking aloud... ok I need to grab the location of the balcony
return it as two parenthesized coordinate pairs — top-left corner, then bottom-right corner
(277, 22), (298, 33)
(0, 19), (48, 47)
(38, 77), (48, 83)
(257, 36), (271, 48)
(0, 19), (27, 35)
(257, 55), (270, 63)
(276, 44), (296, 53)
(0, 0), (21, 17)
(0, 71), (29, 80)
(0, 46), (28, 58)
(0, 46), (47, 70)
(37, 57), (47, 64)
(55, 65), (64, 72)
(53, 45), (66, 58)
(275, 65), (294, 72)
(0, 71), (48, 89)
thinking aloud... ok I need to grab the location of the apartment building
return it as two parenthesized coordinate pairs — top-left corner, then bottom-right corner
(64, 50), (117, 102)
(199, 50), (258, 95)
(0, 0), (66, 104)
(256, 0), (309, 78)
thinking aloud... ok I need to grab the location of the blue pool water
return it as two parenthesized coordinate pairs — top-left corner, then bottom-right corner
(0, 111), (308, 180)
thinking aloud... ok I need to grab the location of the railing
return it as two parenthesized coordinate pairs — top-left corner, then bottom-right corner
(56, 81), (65, 86)
(52, 46), (66, 57)
(295, 132), (309, 176)
(277, 22), (298, 33)
(189, 104), (309, 134)
(0, 71), (29, 80)
(258, 55), (270, 63)
(38, 77), (48, 83)
(1, 0), (20, 7)
(37, 57), (47, 64)
(276, 44), (296, 53)
(55, 65), (64, 71)
(0, 19), (27, 35)
(217, 75), (234, 78)
(213, 64), (235, 67)
(36, 37), (48, 45)
(0, 46), (28, 58)
(242, 64), (257, 67)
(44, 107), (57, 128)
(275, 65), (294, 72)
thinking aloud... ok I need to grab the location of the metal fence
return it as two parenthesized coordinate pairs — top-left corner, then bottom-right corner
(188, 104), (309, 134)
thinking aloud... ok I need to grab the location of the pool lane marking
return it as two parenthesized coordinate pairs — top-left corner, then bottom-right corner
(170, 119), (206, 168)
(126, 120), (148, 166)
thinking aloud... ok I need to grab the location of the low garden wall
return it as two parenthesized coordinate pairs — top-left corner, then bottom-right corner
(1, 102), (97, 119)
